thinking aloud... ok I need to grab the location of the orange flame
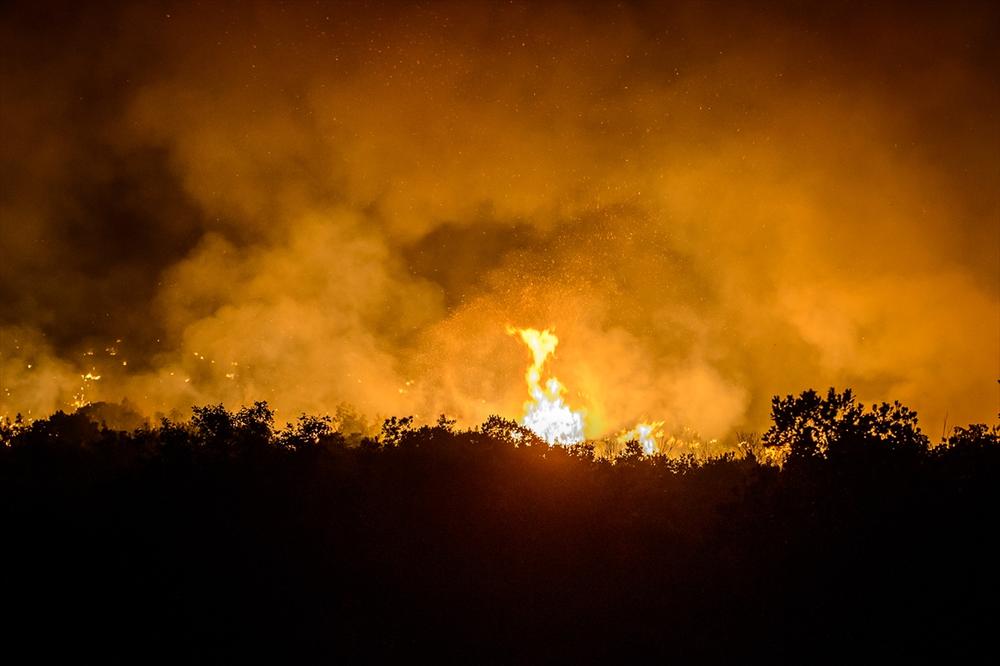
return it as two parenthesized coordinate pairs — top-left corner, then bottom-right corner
(617, 421), (665, 455)
(508, 326), (585, 445)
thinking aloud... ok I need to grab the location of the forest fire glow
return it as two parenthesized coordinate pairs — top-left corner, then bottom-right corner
(1, 3), (996, 659)
(618, 421), (665, 455)
(509, 326), (668, 452)
(0, 0), (995, 446)
(509, 326), (585, 445)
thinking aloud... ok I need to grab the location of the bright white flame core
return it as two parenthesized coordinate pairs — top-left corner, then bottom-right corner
(618, 421), (665, 455)
(509, 327), (585, 445)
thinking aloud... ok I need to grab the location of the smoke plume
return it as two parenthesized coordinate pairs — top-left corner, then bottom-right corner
(2, 1), (997, 438)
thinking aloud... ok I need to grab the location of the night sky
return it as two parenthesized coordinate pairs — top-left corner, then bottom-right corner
(1, 0), (997, 438)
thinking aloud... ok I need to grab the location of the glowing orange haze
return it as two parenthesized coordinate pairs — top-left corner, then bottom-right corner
(0, 2), (997, 440)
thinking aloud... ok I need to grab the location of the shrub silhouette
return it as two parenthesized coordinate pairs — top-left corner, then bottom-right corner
(764, 387), (929, 466)
(1, 388), (996, 662)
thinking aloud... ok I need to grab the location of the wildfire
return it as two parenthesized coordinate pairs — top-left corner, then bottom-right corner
(508, 326), (585, 445)
(71, 371), (102, 409)
(617, 421), (665, 455)
(508, 327), (673, 455)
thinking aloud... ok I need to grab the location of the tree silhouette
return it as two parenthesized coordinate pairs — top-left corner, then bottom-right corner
(763, 387), (929, 465)
(2, 390), (997, 662)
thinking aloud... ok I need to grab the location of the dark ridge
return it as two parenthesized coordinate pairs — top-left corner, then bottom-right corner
(2, 389), (997, 662)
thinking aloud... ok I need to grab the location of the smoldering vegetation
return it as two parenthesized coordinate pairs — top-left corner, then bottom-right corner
(2, 389), (997, 661)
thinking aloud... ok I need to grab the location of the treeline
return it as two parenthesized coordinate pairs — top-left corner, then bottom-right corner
(1, 389), (997, 662)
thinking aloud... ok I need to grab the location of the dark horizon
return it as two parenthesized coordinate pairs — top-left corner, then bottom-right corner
(3, 387), (998, 660)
